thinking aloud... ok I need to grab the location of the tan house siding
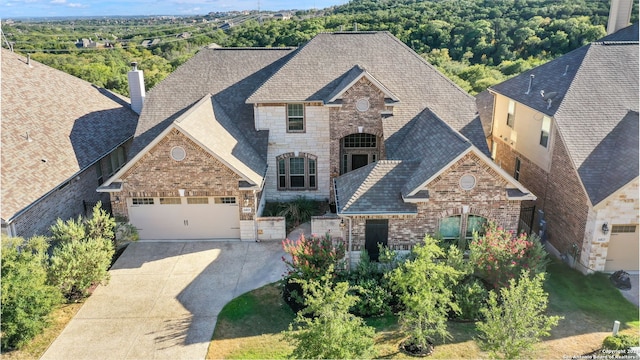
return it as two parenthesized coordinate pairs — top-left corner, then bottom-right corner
(545, 135), (590, 256)
(110, 129), (248, 221)
(346, 152), (520, 251)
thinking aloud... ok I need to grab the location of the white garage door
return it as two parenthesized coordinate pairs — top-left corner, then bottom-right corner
(605, 225), (639, 272)
(128, 196), (240, 240)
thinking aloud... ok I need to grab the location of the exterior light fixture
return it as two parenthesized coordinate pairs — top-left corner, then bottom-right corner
(178, 189), (185, 197)
(340, 218), (346, 229)
(602, 223), (609, 235)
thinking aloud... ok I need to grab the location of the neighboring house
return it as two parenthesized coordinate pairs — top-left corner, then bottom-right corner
(1, 49), (139, 238)
(99, 31), (534, 258)
(486, 23), (639, 273)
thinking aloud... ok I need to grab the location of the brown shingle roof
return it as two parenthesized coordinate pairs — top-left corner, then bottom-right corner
(1, 49), (138, 221)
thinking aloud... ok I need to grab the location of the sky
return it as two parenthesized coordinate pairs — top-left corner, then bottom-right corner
(1, 0), (346, 19)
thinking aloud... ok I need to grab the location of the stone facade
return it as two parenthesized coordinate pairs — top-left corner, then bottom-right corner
(256, 216), (286, 241)
(109, 129), (253, 223)
(255, 103), (331, 202)
(346, 152), (521, 250)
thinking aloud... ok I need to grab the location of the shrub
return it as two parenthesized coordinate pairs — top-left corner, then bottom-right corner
(476, 270), (562, 359)
(48, 203), (117, 300)
(469, 222), (548, 289)
(452, 276), (489, 321)
(282, 233), (345, 311)
(49, 236), (115, 301)
(602, 334), (640, 352)
(283, 267), (376, 359)
(1, 235), (62, 351)
(277, 196), (317, 228)
(388, 235), (462, 349)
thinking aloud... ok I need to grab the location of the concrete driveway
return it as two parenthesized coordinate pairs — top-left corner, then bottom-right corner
(41, 240), (287, 360)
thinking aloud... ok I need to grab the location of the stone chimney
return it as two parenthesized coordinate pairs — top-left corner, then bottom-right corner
(127, 62), (145, 115)
(607, 0), (633, 35)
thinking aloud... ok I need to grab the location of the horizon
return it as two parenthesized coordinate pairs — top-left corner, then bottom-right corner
(1, 0), (346, 19)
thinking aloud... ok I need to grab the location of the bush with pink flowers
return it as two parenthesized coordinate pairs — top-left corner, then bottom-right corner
(469, 222), (548, 289)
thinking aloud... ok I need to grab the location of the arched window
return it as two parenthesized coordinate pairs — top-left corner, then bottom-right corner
(277, 153), (317, 190)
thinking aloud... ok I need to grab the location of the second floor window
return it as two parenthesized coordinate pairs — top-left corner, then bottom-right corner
(277, 153), (317, 190)
(507, 100), (516, 128)
(287, 104), (305, 132)
(540, 116), (551, 148)
(107, 146), (126, 176)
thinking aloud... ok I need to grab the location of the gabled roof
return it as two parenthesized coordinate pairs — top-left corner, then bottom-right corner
(1, 49), (138, 222)
(490, 23), (639, 205)
(321, 65), (399, 104)
(103, 94), (266, 187)
(334, 160), (419, 215)
(129, 46), (296, 159)
(245, 32), (486, 153)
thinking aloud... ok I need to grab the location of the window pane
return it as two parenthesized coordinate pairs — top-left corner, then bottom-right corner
(290, 175), (305, 188)
(466, 215), (487, 239)
(160, 197), (181, 205)
(287, 104), (303, 117)
(287, 104), (304, 132)
(214, 197), (236, 204)
(309, 175), (316, 188)
(507, 100), (516, 128)
(343, 133), (377, 148)
(308, 159), (316, 175)
(279, 175), (286, 188)
(540, 116), (551, 147)
(289, 157), (305, 175)
(278, 159), (286, 174)
(187, 197), (209, 204)
(439, 216), (461, 239)
(288, 118), (304, 131)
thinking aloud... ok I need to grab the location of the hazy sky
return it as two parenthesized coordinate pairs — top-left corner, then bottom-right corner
(1, 0), (346, 18)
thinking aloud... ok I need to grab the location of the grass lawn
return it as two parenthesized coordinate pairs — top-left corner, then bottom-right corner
(2, 302), (83, 360)
(207, 260), (639, 359)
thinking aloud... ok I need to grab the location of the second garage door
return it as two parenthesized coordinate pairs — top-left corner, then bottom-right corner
(605, 224), (639, 272)
(128, 196), (241, 240)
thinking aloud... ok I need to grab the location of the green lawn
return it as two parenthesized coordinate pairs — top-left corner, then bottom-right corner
(207, 261), (639, 359)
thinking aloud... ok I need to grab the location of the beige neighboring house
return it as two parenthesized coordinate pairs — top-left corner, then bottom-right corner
(486, 22), (639, 273)
(1, 49), (139, 238)
(99, 31), (535, 259)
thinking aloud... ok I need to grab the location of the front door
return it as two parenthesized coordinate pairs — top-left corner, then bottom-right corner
(365, 219), (389, 261)
(351, 154), (369, 171)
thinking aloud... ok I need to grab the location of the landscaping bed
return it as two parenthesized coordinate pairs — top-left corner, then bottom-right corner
(207, 260), (639, 359)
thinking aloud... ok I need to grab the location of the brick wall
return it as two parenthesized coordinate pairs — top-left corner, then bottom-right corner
(345, 152), (522, 250)
(545, 135), (590, 255)
(12, 164), (110, 238)
(110, 129), (249, 221)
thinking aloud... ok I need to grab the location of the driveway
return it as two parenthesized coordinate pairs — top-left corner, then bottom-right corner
(41, 240), (287, 360)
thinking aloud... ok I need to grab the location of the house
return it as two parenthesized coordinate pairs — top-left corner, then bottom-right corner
(99, 31), (534, 258)
(1, 49), (139, 237)
(486, 21), (639, 273)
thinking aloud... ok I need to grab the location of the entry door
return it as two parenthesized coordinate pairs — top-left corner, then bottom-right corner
(365, 219), (389, 261)
(351, 154), (369, 171)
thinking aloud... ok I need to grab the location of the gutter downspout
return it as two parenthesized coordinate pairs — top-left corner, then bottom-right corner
(348, 217), (353, 271)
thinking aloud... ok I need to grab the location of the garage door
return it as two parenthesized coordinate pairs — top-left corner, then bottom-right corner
(128, 196), (240, 240)
(605, 225), (639, 272)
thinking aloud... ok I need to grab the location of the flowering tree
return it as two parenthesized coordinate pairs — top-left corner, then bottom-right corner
(282, 233), (345, 281)
(469, 222), (548, 289)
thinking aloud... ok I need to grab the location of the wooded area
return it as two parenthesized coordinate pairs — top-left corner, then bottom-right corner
(3, 0), (637, 96)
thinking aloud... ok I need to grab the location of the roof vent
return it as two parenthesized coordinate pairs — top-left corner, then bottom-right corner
(525, 74), (535, 94)
(541, 90), (558, 109)
(563, 65), (569, 76)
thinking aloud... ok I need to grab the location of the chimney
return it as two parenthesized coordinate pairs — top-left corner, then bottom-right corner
(607, 0), (633, 35)
(127, 62), (145, 115)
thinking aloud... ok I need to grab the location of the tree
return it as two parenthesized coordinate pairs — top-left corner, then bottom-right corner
(476, 270), (563, 359)
(283, 267), (376, 359)
(1, 235), (62, 350)
(388, 235), (462, 353)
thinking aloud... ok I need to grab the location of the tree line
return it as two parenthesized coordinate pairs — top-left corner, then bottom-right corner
(3, 0), (637, 96)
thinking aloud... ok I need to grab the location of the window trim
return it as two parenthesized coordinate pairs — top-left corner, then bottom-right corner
(277, 152), (318, 190)
(286, 103), (305, 133)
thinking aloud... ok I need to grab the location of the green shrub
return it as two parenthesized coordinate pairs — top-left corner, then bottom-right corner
(452, 276), (489, 321)
(476, 270), (562, 359)
(277, 196), (317, 228)
(48, 203), (117, 301)
(602, 334), (640, 351)
(350, 277), (393, 317)
(49, 236), (114, 301)
(283, 268), (376, 359)
(1, 235), (62, 351)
